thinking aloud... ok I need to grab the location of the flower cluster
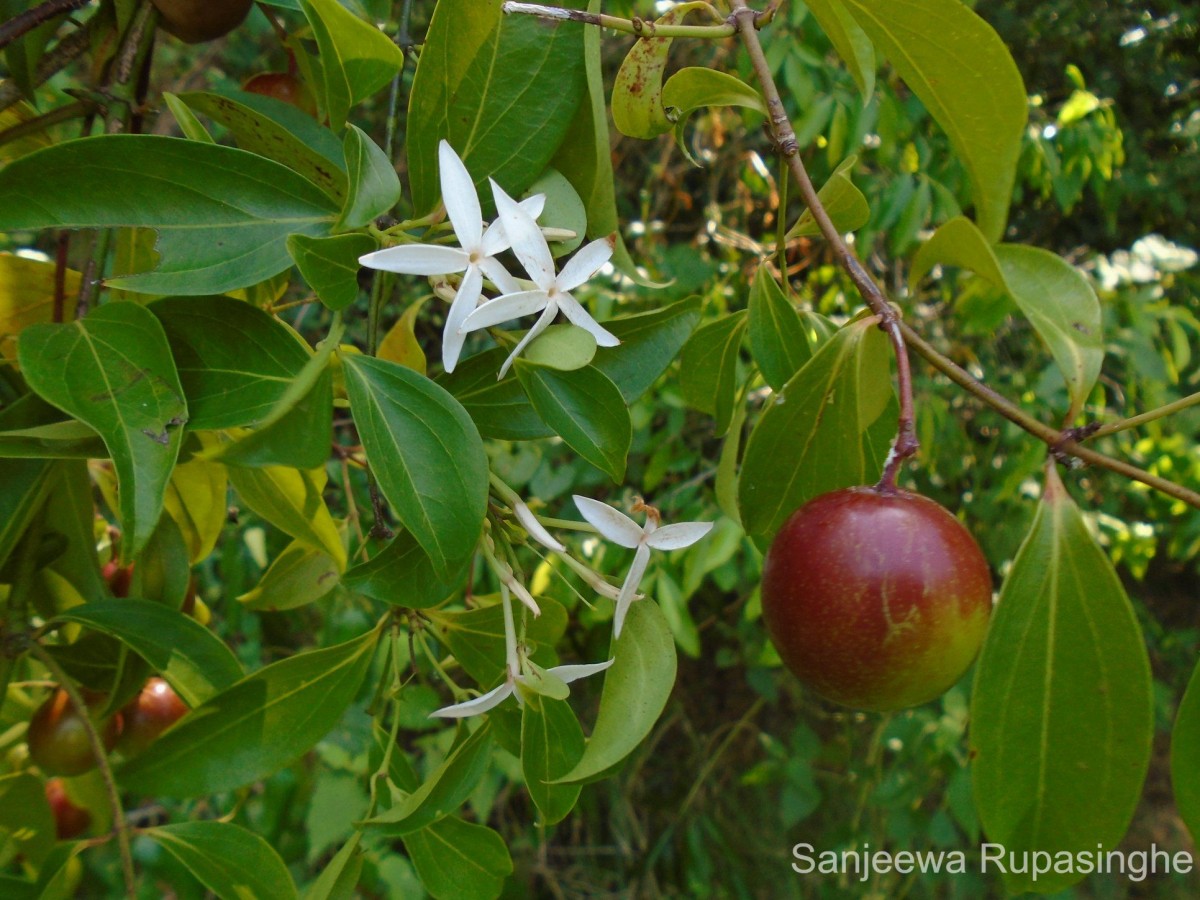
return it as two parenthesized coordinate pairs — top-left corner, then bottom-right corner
(359, 140), (616, 376)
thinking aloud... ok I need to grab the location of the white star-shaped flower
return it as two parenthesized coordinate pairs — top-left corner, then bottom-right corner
(357, 140), (543, 372)
(573, 495), (713, 639)
(459, 181), (619, 378)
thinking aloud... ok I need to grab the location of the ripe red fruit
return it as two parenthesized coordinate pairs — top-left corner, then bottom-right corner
(27, 688), (122, 777)
(102, 559), (134, 598)
(243, 72), (318, 117)
(151, 0), (252, 44)
(44, 778), (91, 840)
(117, 678), (189, 757)
(761, 486), (993, 711)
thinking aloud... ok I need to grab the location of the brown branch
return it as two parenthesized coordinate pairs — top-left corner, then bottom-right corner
(0, 0), (90, 52)
(0, 20), (93, 113)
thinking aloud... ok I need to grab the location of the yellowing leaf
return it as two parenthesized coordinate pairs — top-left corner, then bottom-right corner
(378, 297), (428, 375)
(0, 254), (80, 365)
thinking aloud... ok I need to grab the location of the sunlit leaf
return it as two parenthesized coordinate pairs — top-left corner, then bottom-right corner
(237, 539), (340, 612)
(786, 155), (870, 239)
(662, 68), (766, 164)
(804, 0), (875, 100)
(0, 253), (79, 365)
(147, 821), (298, 900)
(228, 465), (347, 569)
(402, 815), (513, 900)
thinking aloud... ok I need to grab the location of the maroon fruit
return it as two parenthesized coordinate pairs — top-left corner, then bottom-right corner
(117, 678), (189, 756)
(102, 559), (134, 598)
(27, 688), (121, 777)
(45, 778), (91, 840)
(243, 72), (318, 117)
(761, 486), (993, 711)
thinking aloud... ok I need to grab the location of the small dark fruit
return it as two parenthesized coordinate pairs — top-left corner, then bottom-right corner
(151, 0), (252, 44)
(117, 678), (189, 756)
(45, 778), (91, 840)
(243, 72), (318, 117)
(761, 486), (993, 711)
(102, 559), (134, 598)
(27, 688), (122, 777)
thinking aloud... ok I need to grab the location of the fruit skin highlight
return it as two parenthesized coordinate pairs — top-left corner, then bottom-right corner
(761, 486), (993, 712)
(117, 678), (189, 757)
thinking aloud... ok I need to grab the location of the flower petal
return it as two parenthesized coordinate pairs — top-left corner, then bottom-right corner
(479, 193), (547, 257)
(550, 658), (615, 683)
(477, 255), (522, 295)
(556, 235), (614, 292)
(645, 521), (714, 551)
(460, 289), (549, 333)
(557, 293), (620, 347)
(508, 577), (542, 616)
(428, 680), (513, 718)
(514, 500), (566, 552)
(359, 244), (468, 276)
(612, 543), (651, 639)
(497, 302), (558, 379)
(492, 179), (556, 290)
(572, 496), (643, 548)
(439, 140), (483, 249)
(441, 265), (484, 373)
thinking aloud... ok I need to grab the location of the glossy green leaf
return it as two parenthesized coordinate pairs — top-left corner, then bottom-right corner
(177, 90), (346, 202)
(0, 135), (339, 295)
(364, 723), (493, 835)
(611, 2), (709, 138)
(342, 529), (471, 608)
(748, 267), (811, 391)
(911, 217), (1103, 417)
(162, 93), (215, 143)
(289, 233), (376, 311)
(438, 349), (552, 441)
(524, 167), (586, 257)
(970, 466), (1153, 895)
(0, 458), (52, 570)
(302, 834), (363, 900)
(522, 696), (584, 824)
(514, 361), (631, 483)
(787, 155), (870, 238)
(18, 303), (186, 558)
(0, 773), (55, 869)
(428, 599), (568, 687)
(556, 599), (676, 783)
(738, 315), (892, 543)
(227, 465), (347, 569)
(338, 125), (401, 230)
(151, 296), (310, 431)
(299, 0), (406, 132)
(38, 461), (105, 604)
(841, 0), (1026, 242)
(402, 815), (513, 900)
(147, 821), (298, 900)
(523, 324), (596, 371)
(0, 415), (106, 459)
(407, 0), (586, 216)
(238, 539), (340, 611)
(57, 600), (243, 707)
(118, 627), (379, 796)
(1172, 660), (1200, 844)
(804, 0), (875, 100)
(679, 310), (747, 437)
(590, 296), (703, 403)
(662, 68), (766, 164)
(342, 354), (488, 578)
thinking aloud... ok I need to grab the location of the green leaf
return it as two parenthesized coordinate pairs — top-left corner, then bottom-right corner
(748, 267), (811, 391)
(302, 834), (363, 900)
(523, 324), (596, 371)
(163, 446), (228, 564)
(738, 315), (892, 544)
(18, 303), (187, 557)
(911, 217), (1103, 417)
(227, 464), (347, 569)
(590, 296), (703, 404)
(364, 723), (494, 835)
(662, 68), (766, 164)
(0, 458), (52, 570)
(118, 627), (379, 797)
(1173, 660), (1200, 844)
(514, 361), (631, 483)
(338, 125), (401, 230)
(804, 0), (875, 100)
(237, 539), (340, 612)
(162, 93), (215, 143)
(0, 135), (339, 295)
(299, 0), (406, 132)
(524, 167), (586, 257)
(57, 599), (243, 707)
(611, 3), (709, 138)
(342, 354), (488, 579)
(679, 310), (747, 437)
(521, 697), (584, 824)
(177, 90), (346, 202)
(402, 815), (513, 900)
(970, 466), (1153, 895)
(0, 773), (55, 869)
(342, 529), (471, 608)
(427, 599), (568, 687)
(786, 155), (870, 238)
(556, 599), (676, 783)
(407, 0), (586, 216)
(150, 296), (311, 431)
(289, 233), (374, 312)
(438, 349), (552, 441)
(147, 821), (298, 900)
(841, 0), (1026, 242)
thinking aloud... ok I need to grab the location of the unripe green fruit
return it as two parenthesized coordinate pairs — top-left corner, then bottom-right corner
(761, 486), (993, 711)
(117, 678), (189, 757)
(151, 0), (252, 44)
(27, 688), (121, 777)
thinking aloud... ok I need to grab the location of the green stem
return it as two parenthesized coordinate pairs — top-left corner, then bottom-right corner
(501, 0), (758, 38)
(0, 99), (96, 149)
(1088, 391), (1200, 439)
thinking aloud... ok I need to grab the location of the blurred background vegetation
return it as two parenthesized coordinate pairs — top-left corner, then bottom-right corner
(2, 0), (1198, 896)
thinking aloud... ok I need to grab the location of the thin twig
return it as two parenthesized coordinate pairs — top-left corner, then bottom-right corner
(0, 0), (90, 52)
(1087, 391), (1200, 439)
(0, 20), (93, 114)
(502, 1), (745, 38)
